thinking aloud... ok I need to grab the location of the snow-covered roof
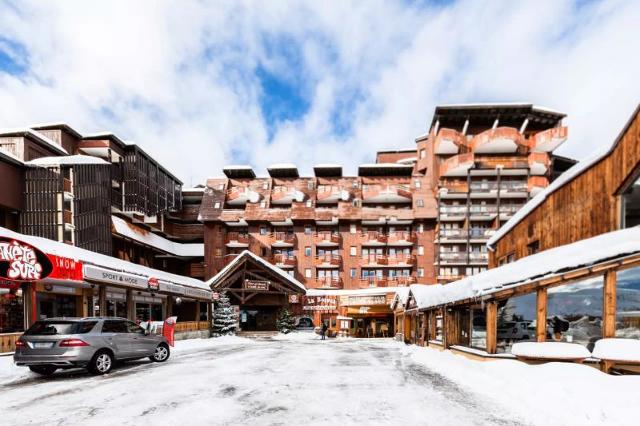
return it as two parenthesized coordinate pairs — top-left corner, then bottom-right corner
(412, 226), (640, 311)
(224, 165), (254, 170)
(313, 163), (342, 169)
(306, 287), (401, 297)
(0, 226), (209, 291)
(26, 155), (109, 166)
(359, 163), (413, 169)
(435, 102), (565, 116)
(30, 122), (83, 138)
(407, 284), (439, 310)
(111, 216), (204, 257)
(82, 131), (130, 146)
(206, 250), (306, 293)
(0, 148), (24, 165)
(268, 163), (297, 169)
(0, 128), (68, 155)
(390, 287), (410, 309)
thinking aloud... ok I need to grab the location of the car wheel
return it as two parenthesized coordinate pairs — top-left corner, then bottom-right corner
(90, 350), (114, 375)
(28, 365), (57, 376)
(150, 343), (170, 362)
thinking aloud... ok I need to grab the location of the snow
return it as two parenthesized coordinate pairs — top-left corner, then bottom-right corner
(267, 163), (297, 169)
(223, 164), (254, 170)
(390, 287), (410, 309)
(488, 143), (613, 247)
(358, 163), (413, 169)
(26, 155), (109, 166)
(0, 226), (210, 292)
(206, 250), (306, 292)
(313, 163), (342, 168)
(412, 227), (640, 310)
(111, 215), (204, 257)
(435, 102), (566, 116)
(0, 127), (68, 155)
(408, 343), (640, 426)
(510, 342), (591, 360)
(592, 338), (640, 363)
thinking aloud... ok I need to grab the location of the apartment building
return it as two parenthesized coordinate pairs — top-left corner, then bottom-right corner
(414, 104), (574, 283)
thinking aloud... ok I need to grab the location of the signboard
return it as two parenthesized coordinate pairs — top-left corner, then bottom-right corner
(243, 279), (270, 291)
(159, 281), (186, 296)
(302, 295), (338, 311)
(148, 277), (159, 292)
(48, 254), (83, 282)
(341, 295), (388, 307)
(212, 292), (220, 301)
(183, 286), (213, 300)
(0, 237), (52, 282)
(83, 265), (148, 289)
(288, 294), (299, 304)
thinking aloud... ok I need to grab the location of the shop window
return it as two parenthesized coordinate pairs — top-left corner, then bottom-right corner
(435, 312), (443, 341)
(0, 286), (24, 333)
(471, 307), (486, 349)
(621, 171), (640, 228)
(496, 293), (536, 354)
(547, 275), (604, 351)
(615, 266), (640, 339)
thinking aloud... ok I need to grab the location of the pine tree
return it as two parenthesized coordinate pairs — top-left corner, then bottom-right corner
(276, 308), (296, 334)
(213, 292), (237, 336)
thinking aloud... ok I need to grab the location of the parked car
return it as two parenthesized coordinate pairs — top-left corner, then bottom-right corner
(295, 316), (315, 331)
(497, 321), (534, 341)
(14, 317), (171, 376)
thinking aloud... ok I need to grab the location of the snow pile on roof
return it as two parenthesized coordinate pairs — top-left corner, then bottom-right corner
(206, 250), (306, 292)
(111, 216), (203, 257)
(307, 287), (401, 297)
(592, 338), (640, 362)
(0, 128), (68, 155)
(511, 342), (591, 360)
(359, 163), (413, 169)
(26, 155), (109, 166)
(313, 164), (342, 168)
(223, 165), (254, 170)
(0, 226), (208, 291)
(410, 227), (640, 310)
(267, 163), (297, 169)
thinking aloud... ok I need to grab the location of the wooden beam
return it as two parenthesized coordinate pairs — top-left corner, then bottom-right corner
(603, 270), (617, 338)
(536, 288), (547, 342)
(486, 301), (497, 354)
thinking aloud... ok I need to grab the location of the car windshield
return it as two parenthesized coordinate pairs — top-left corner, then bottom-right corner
(24, 321), (97, 336)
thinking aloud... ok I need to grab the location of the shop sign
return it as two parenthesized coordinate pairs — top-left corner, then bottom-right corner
(83, 265), (147, 289)
(303, 295), (337, 311)
(0, 237), (52, 281)
(341, 295), (387, 307)
(148, 277), (160, 292)
(183, 286), (213, 300)
(48, 254), (83, 282)
(159, 281), (186, 296)
(288, 294), (299, 304)
(243, 279), (270, 291)
(212, 292), (220, 301)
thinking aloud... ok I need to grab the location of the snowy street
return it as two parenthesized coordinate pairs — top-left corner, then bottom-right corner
(1, 335), (638, 426)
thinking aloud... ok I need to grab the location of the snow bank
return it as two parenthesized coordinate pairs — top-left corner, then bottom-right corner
(592, 338), (640, 363)
(26, 155), (109, 166)
(511, 342), (591, 359)
(407, 343), (640, 426)
(271, 331), (321, 341)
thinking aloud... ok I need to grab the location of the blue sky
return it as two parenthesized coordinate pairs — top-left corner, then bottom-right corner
(0, 0), (639, 185)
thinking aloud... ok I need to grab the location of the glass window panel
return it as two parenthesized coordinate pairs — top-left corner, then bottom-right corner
(547, 276), (603, 351)
(496, 293), (536, 354)
(616, 266), (640, 339)
(471, 307), (486, 349)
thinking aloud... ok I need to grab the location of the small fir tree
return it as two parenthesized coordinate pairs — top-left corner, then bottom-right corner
(213, 292), (237, 336)
(276, 308), (296, 334)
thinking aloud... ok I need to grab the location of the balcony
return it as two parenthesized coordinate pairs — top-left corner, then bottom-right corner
(316, 186), (348, 204)
(529, 126), (568, 152)
(62, 209), (73, 226)
(438, 229), (467, 241)
(358, 277), (389, 288)
(528, 176), (549, 196)
(313, 277), (342, 289)
(360, 231), (388, 246)
(438, 252), (469, 264)
(362, 184), (412, 203)
(440, 153), (474, 177)
(271, 253), (297, 268)
(360, 254), (389, 266)
(500, 181), (528, 194)
(440, 180), (469, 196)
(314, 231), (341, 247)
(468, 252), (489, 263)
(439, 205), (467, 220)
(271, 186), (304, 205)
(468, 228), (495, 240)
(470, 127), (523, 154)
(528, 152), (550, 176)
(499, 205), (525, 216)
(469, 181), (499, 193)
(434, 128), (466, 155)
(387, 254), (416, 266)
(387, 231), (416, 245)
(225, 232), (250, 247)
(270, 232), (296, 247)
(387, 276), (417, 286)
(226, 187), (260, 205)
(468, 205), (498, 217)
(314, 254), (342, 267)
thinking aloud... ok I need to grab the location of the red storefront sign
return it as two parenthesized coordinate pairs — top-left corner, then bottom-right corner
(163, 316), (177, 347)
(48, 254), (83, 282)
(0, 237), (53, 282)
(148, 277), (160, 291)
(302, 295), (338, 311)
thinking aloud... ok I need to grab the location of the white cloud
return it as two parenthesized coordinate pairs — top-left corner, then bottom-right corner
(0, 0), (639, 185)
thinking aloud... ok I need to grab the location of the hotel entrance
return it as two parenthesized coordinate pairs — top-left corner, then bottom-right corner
(239, 306), (279, 331)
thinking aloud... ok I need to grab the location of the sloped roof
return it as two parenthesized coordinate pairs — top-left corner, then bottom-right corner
(111, 216), (203, 257)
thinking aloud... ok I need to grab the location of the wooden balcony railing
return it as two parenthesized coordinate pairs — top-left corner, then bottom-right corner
(189, 261), (205, 278)
(358, 277), (389, 288)
(360, 231), (388, 245)
(386, 276), (417, 286)
(440, 152), (474, 177)
(314, 254), (342, 266)
(434, 128), (466, 154)
(387, 231), (416, 244)
(470, 127), (523, 153)
(174, 321), (210, 333)
(314, 232), (341, 245)
(271, 253), (297, 267)
(361, 254), (389, 266)
(387, 254), (416, 266)
(313, 277), (342, 288)
(225, 232), (250, 245)
(529, 126), (568, 152)
(270, 232), (296, 246)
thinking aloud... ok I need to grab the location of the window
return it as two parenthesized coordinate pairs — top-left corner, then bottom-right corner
(417, 268), (424, 278)
(214, 202), (220, 209)
(350, 268), (356, 278)
(435, 312), (443, 341)
(260, 227), (268, 235)
(418, 246), (424, 256)
(0, 288), (24, 333)
(215, 248), (222, 257)
(471, 307), (486, 349)
(218, 183), (224, 190)
(306, 200), (313, 207)
(417, 224), (424, 233)
(262, 182), (269, 189)
(350, 224), (357, 234)
(420, 149), (426, 159)
(350, 246), (357, 257)
(102, 320), (128, 333)
(304, 225), (313, 235)
(415, 179), (421, 189)
(260, 201), (266, 208)
(352, 181), (358, 188)
(288, 270), (295, 277)
(308, 181), (314, 190)
(416, 199), (424, 207)
(496, 293), (536, 353)
(616, 266), (640, 338)
(547, 276), (604, 351)
(621, 172), (640, 228)
(305, 269), (312, 278)
(126, 321), (145, 334)
(304, 246), (312, 257)
(527, 240), (540, 256)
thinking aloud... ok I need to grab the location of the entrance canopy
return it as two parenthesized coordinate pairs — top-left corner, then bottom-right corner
(206, 250), (306, 304)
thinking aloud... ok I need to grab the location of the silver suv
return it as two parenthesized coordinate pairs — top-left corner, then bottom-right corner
(14, 317), (170, 376)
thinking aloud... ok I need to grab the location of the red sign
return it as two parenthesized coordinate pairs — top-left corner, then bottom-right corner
(163, 316), (177, 347)
(0, 238), (52, 282)
(212, 292), (220, 301)
(148, 277), (159, 291)
(48, 254), (83, 282)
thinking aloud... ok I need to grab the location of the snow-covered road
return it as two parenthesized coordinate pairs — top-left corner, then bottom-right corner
(1, 335), (525, 426)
